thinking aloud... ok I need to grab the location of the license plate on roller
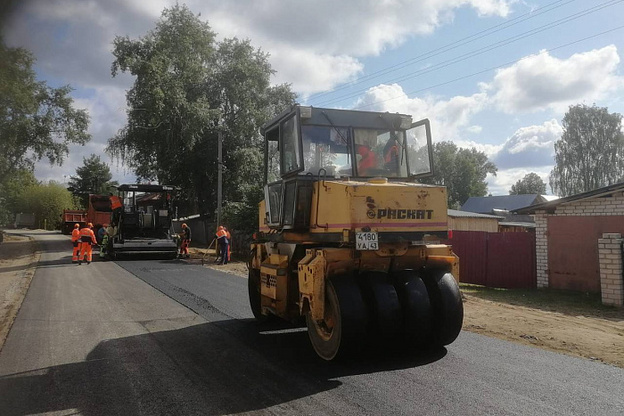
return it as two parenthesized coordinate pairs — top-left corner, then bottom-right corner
(356, 232), (379, 250)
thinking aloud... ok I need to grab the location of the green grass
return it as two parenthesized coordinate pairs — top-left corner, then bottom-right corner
(460, 283), (624, 319)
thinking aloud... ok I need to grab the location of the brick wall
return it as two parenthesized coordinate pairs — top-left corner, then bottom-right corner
(554, 194), (624, 216)
(534, 192), (624, 290)
(598, 233), (624, 307)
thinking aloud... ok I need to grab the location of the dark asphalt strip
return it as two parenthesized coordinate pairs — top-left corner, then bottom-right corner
(115, 258), (624, 416)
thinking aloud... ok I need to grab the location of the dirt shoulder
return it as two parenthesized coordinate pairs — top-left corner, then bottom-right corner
(463, 293), (623, 368)
(0, 233), (39, 351)
(190, 247), (624, 368)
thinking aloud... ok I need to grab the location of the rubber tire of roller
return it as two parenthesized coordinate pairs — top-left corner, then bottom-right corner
(423, 269), (464, 346)
(393, 270), (434, 348)
(361, 271), (403, 340)
(306, 275), (367, 361)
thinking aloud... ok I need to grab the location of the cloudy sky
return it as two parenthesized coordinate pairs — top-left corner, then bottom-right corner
(2, 0), (624, 196)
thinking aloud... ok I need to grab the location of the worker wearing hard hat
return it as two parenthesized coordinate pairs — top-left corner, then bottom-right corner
(216, 225), (229, 265)
(78, 223), (97, 265)
(71, 223), (81, 263)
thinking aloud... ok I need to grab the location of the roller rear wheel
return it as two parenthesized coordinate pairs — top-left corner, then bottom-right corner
(306, 275), (367, 360)
(422, 269), (463, 346)
(393, 270), (433, 347)
(360, 272), (403, 340)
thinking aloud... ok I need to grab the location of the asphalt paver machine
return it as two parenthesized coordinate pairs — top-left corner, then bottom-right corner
(109, 184), (178, 258)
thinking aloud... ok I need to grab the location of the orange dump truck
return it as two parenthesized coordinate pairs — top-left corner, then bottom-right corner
(61, 195), (112, 234)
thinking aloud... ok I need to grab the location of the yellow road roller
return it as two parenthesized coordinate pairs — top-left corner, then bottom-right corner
(249, 105), (463, 360)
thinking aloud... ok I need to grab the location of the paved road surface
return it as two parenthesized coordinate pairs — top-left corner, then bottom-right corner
(1, 231), (623, 415)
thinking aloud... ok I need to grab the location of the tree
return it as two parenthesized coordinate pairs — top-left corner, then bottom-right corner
(16, 181), (75, 230)
(0, 38), (91, 182)
(550, 104), (624, 197)
(421, 141), (498, 208)
(107, 5), (295, 230)
(0, 169), (38, 226)
(509, 172), (547, 195)
(68, 154), (119, 207)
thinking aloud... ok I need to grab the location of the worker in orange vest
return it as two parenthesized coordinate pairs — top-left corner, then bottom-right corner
(78, 222), (98, 265)
(215, 226), (229, 265)
(71, 223), (81, 263)
(179, 223), (192, 259)
(109, 193), (123, 226)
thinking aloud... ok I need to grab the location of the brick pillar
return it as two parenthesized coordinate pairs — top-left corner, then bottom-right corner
(598, 233), (624, 307)
(534, 211), (549, 288)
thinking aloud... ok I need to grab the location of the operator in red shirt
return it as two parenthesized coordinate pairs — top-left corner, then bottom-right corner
(357, 145), (377, 176)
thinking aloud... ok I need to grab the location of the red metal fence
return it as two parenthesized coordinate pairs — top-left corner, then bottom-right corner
(448, 231), (536, 289)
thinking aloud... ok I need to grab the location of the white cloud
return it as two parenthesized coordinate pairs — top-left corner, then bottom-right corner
(197, 0), (513, 92)
(453, 139), (503, 158)
(466, 125), (483, 134)
(489, 46), (624, 113)
(192, 0), (512, 55)
(470, 0), (515, 16)
(355, 83), (488, 140)
(491, 119), (561, 169)
(270, 48), (363, 96)
(436, 119), (561, 196)
(3, 0), (514, 96)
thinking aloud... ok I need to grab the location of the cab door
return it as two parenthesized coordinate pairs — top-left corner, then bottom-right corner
(405, 118), (434, 179)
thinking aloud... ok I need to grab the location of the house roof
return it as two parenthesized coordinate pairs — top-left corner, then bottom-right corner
(460, 194), (544, 214)
(447, 209), (503, 219)
(516, 181), (624, 214)
(499, 221), (536, 228)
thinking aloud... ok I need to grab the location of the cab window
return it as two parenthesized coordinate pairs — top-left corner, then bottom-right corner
(353, 129), (408, 177)
(301, 125), (352, 177)
(280, 116), (301, 176)
(265, 127), (280, 183)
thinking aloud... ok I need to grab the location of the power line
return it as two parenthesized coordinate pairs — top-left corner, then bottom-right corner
(313, 0), (623, 107)
(353, 24), (624, 110)
(307, 0), (576, 103)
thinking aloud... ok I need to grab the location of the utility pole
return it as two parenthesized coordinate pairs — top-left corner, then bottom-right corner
(217, 129), (223, 227)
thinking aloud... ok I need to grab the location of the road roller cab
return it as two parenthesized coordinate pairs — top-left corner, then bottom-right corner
(249, 105), (463, 360)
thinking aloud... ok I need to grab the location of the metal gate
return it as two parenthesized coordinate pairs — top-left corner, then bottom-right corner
(448, 231), (536, 289)
(547, 216), (624, 292)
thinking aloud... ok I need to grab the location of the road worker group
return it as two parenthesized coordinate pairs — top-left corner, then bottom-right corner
(70, 222), (115, 263)
(69, 193), (234, 263)
(174, 223), (231, 263)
